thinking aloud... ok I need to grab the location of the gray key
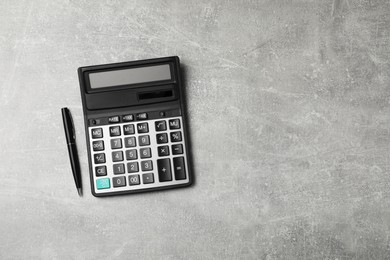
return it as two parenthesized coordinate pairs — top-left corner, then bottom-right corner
(113, 176), (126, 187)
(142, 173), (154, 184)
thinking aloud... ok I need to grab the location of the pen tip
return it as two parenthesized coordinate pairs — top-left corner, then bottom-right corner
(77, 188), (82, 197)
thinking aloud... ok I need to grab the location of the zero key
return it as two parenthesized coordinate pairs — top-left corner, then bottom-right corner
(113, 176), (126, 188)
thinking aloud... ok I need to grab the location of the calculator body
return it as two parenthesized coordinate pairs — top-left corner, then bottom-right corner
(78, 56), (192, 197)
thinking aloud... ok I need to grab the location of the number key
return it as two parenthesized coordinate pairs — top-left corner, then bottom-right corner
(124, 137), (136, 148)
(140, 148), (151, 158)
(139, 135), (150, 146)
(112, 151), (123, 162)
(127, 162), (139, 173)
(110, 138), (122, 149)
(126, 149), (138, 160)
(113, 163), (125, 174)
(129, 175), (140, 185)
(113, 176), (126, 187)
(141, 160), (153, 171)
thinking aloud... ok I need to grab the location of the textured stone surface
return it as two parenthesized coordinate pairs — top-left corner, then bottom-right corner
(1, 0), (390, 259)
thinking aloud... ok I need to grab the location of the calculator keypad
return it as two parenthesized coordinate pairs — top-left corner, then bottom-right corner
(123, 124), (135, 135)
(129, 175), (140, 185)
(95, 166), (107, 176)
(156, 133), (168, 144)
(92, 140), (104, 151)
(89, 115), (189, 194)
(112, 151), (123, 162)
(172, 144), (183, 155)
(113, 163), (125, 174)
(109, 126), (121, 136)
(157, 158), (172, 182)
(92, 128), (103, 139)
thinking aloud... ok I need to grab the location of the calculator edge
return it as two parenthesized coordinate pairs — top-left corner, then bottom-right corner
(78, 56), (193, 197)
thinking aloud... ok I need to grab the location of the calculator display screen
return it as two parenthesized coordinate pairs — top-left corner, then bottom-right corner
(88, 64), (171, 89)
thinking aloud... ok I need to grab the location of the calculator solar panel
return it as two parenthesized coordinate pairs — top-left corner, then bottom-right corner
(78, 57), (192, 196)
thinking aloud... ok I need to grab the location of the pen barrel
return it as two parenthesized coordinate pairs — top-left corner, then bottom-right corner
(67, 143), (82, 189)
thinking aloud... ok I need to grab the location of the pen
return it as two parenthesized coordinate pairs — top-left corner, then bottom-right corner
(61, 107), (82, 196)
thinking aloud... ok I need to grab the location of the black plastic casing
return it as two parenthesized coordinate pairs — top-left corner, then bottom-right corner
(78, 56), (192, 197)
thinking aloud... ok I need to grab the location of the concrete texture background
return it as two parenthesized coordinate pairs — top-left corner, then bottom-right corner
(1, 0), (390, 259)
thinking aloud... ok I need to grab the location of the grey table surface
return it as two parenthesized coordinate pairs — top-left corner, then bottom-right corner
(1, 0), (390, 259)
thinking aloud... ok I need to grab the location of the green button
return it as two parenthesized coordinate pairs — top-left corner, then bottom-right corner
(96, 178), (110, 189)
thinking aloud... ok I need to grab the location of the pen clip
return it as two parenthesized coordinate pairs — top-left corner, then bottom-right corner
(69, 111), (76, 142)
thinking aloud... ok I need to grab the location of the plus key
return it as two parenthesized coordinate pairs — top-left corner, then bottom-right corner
(157, 158), (172, 182)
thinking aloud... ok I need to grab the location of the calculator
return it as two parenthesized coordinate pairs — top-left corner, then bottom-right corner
(78, 56), (192, 196)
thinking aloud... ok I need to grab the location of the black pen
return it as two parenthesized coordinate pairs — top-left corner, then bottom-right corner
(61, 107), (82, 196)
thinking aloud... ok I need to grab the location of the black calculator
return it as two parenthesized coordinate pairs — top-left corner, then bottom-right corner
(78, 56), (192, 196)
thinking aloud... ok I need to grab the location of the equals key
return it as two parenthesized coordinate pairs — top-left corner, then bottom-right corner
(173, 157), (186, 180)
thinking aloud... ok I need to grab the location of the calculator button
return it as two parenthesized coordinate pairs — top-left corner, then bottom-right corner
(157, 159), (172, 182)
(137, 123), (149, 133)
(110, 138), (122, 149)
(92, 140), (104, 151)
(156, 133), (168, 144)
(96, 178), (110, 189)
(126, 149), (138, 160)
(95, 166), (107, 176)
(129, 175), (140, 185)
(155, 121), (167, 131)
(108, 116), (120, 123)
(140, 148), (152, 159)
(124, 137), (136, 148)
(91, 128), (103, 139)
(173, 157), (186, 180)
(113, 163), (125, 174)
(94, 153), (106, 164)
(127, 162), (139, 173)
(141, 160), (153, 171)
(109, 126), (121, 136)
(139, 135), (150, 146)
(170, 131), (182, 142)
(142, 173), (154, 184)
(158, 146), (170, 156)
(136, 113), (148, 120)
(122, 114), (134, 122)
(169, 119), (181, 129)
(123, 124), (135, 135)
(113, 176), (126, 187)
(172, 144), (183, 155)
(112, 151), (123, 162)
